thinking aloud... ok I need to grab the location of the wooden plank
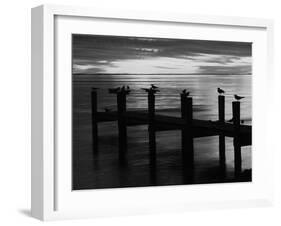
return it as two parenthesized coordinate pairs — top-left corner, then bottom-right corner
(95, 110), (251, 141)
(239, 133), (252, 146)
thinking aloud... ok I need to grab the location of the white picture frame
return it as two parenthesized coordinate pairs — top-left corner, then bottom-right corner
(31, 4), (274, 221)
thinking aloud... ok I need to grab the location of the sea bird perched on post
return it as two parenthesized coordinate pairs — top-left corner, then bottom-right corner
(108, 87), (121, 94)
(151, 84), (158, 89)
(141, 87), (160, 94)
(217, 87), (225, 95)
(234, 94), (245, 101)
(182, 89), (190, 97)
(125, 85), (131, 95)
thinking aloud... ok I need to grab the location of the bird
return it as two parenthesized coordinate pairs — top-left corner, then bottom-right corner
(182, 89), (190, 96)
(151, 84), (158, 89)
(126, 85), (130, 90)
(141, 87), (159, 94)
(217, 88), (225, 95)
(234, 94), (245, 101)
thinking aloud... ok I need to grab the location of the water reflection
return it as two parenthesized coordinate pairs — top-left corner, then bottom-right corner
(72, 74), (252, 190)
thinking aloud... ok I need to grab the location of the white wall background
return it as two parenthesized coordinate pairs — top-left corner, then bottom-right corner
(0, 0), (280, 225)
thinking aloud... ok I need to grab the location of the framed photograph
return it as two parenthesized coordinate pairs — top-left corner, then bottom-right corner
(31, 4), (274, 221)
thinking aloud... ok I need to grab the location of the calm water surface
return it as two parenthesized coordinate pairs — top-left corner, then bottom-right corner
(73, 74), (252, 189)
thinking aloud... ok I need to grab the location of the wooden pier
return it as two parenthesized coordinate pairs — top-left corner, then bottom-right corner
(91, 87), (252, 178)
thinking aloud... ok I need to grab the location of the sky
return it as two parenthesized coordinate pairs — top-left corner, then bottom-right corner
(72, 34), (252, 75)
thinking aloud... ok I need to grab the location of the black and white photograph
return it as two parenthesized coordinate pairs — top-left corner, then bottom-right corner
(72, 34), (252, 190)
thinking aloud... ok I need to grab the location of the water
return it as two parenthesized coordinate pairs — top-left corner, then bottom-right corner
(72, 74), (252, 190)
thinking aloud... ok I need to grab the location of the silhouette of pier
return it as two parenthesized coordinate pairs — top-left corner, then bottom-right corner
(91, 87), (252, 179)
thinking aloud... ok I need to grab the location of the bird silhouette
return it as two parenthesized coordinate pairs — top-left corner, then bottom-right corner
(234, 94), (245, 101)
(126, 86), (130, 90)
(141, 87), (159, 94)
(108, 87), (120, 94)
(104, 107), (111, 112)
(151, 84), (158, 89)
(182, 89), (190, 96)
(217, 88), (225, 95)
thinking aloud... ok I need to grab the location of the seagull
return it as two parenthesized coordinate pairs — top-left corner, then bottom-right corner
(182, 89), (190, 96)
(217, 88), (225, 95)
(108, 87), (120, 93)
(234, 94), (245, 101)
(151, 84), (158, 89)
(141, 87), (159, 94)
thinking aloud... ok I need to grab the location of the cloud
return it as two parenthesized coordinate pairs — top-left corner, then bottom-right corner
(198, 65), (252, 75)
(155, 65), (177, 70)
(73, 64), (105, 74)
(72, 34), (252, 75)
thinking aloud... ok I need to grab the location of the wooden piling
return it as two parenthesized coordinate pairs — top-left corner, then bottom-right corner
(218, 95), (226, 176)
(232, 101), (242, 177)
(148, 91), (156, 167)
(181, 95), (194, 170)
(181, 94), (186, 168)
(91, 89), (98, 156)
(117, 91), (127, 165)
